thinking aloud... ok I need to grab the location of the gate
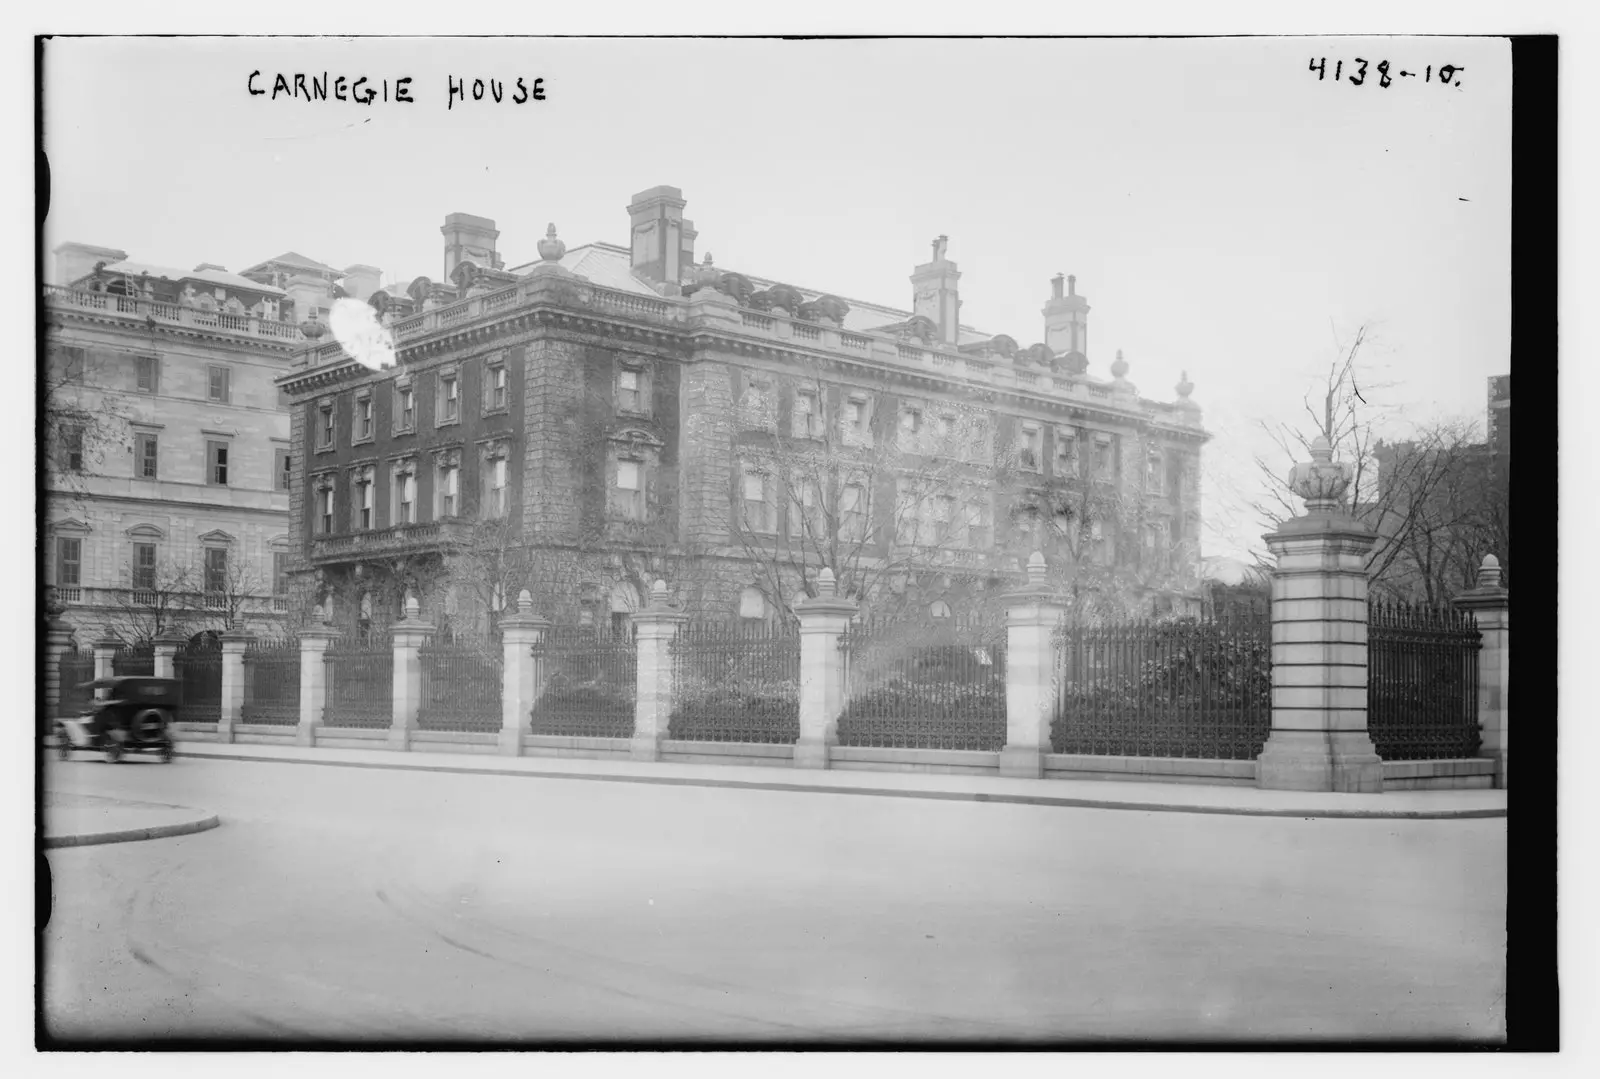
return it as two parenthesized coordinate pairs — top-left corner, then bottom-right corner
(1367, 602), (1482, 760)
(668, 621), (800, 744)
(417, 642), (502, 732)
(323, 637), (393, 729)
(1051, 612), (1271, 760)
(175, 638), (223, 722)
(529, 625), (637, 739)
(112, 643), (154, 676)
(837, 611), (1008, 751)
(242, 638), (302, 726)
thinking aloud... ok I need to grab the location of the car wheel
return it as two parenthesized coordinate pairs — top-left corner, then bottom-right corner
(103, 742), (122, 764)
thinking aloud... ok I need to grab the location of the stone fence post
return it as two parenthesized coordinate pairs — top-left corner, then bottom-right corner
(92, 633), (120, 698)
(389, 595), (435, 751)
(632, 580), (688, 762)
(1454, 554), (1510, 789)
(297, 621), (340, 746)
(1000, 552), (1067, 779)
(219, 626), (253, 743)
(152, 629), (183, 680)
(498, 589), (550, 757)
(793, 568), (858, 770)
(1257, 436), (1383, 793)
(41, 605), (73, 721)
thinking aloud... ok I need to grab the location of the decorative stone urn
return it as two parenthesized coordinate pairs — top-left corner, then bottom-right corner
(1287, 435), (1353, 514)
(537, 223), (567, 263)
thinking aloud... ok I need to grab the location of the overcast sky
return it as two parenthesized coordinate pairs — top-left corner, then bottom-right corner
(41, 35), (1511, 562)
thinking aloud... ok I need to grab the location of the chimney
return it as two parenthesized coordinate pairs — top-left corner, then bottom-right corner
(53, 242), (129, 287)
(909, 235), (961, 346)
(440, 213), (502, 282)
(1042, 272), (1090, 357)
(341, 264), (382, 302)
(627, 185), (688, 289)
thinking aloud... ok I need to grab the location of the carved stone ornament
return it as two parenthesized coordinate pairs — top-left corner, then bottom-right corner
(900, 315), (939, 345)
(766, 285), (805, 315)
(715, 272), (755, 306)
(1110, 349), (1130, 381)
(1061, 350), (1089, 376)
(1287, 435), (1354, 514)
(985, 334), (1019, 358)
(537, 223), (567, 263)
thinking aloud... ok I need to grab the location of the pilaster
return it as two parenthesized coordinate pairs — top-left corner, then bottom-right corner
(218, 627), (254, 743)
(630, 580), (688, 762)
(498, 590), (551, 757)
(1000, 552), (1067, 779)
(297, 623), (340, 746)
(793, 569), (858, 769)
(388, 596), (435, 751)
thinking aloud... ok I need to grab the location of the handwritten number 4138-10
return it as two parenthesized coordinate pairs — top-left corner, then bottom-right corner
(1309, 58), (1463, 88)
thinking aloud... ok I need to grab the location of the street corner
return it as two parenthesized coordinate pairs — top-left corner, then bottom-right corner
(43, 790), (220, 849)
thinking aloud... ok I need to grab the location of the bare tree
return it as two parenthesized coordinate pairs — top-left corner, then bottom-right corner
(107, 558), (199, 644)
(198, 548), (271, 632)
(44, 337), (130, 508)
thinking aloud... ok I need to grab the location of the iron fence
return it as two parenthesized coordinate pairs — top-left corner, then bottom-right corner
(1051, 613), (1271, 760)
(529, 625), (637, 739)
(668, 621), (800, 744)
(113, 643), (154, 676)
(1368, 602), (1482, 760)
(242, 639), (301, 726)
(56, 649), (96, 718)
(323, 638), (393, 729)
(837, 613), (1008, 751)
(417, 642), (503, 733)
(175, 640), (223, 722)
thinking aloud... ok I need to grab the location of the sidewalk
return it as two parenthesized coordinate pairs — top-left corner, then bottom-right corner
(174, 742), (1507, 820)
(43, 791), (221, 848)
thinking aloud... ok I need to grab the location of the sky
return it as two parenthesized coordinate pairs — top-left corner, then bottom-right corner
(39, 35), (1512, 562)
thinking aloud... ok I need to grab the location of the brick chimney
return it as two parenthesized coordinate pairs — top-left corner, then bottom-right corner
(441, 213), (502, 282)
(341, 264), (383, 302)
(627, 185), (692, 290)
(1043, 273), (1089, 357)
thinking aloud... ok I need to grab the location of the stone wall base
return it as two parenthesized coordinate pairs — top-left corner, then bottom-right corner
(1256, 730), (1384, 793)
(999, 746), (1044, 779)
(793, 741), (830, 770)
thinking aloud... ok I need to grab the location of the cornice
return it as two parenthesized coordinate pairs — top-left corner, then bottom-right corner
(45, 306), (302, 357)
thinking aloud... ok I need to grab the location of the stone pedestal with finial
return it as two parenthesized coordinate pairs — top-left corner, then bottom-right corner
(1257, 436), (1384, 793)
(686, 256), (740, 328)
(388, 594), (435, 751)
(1000, 552), (1068, 779)
(41, 590), (74, 722)
(152, 628), (184, 681)
(630, 580), (688, 762)
(218, 623), (254, 744)
(92, 631), (121, 696)
(297, 616), (341, 746)
(793, 568), (859, 770)
(497, 589), (551, 757)
(1454, 554), (1510, 789)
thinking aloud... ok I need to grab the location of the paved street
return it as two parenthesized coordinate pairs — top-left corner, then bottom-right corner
(42, 756), (1507, 1044)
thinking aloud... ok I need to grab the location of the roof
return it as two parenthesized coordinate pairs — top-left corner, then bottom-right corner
(511, 242), (993, 343)
(97, 260), (287, 297)
(253, 251), (337, 273)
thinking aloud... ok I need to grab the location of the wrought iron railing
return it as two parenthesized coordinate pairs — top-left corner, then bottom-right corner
(837, 613), (1008, 751)
(529, 625), (637, 739)
(1051, 613), (1270, 760)
(668, 621), (800, 744)
(1367, 602), (1482, 760)
(242, 640), (301, 725)
(112, 644), (154, 677)
(175, 640), (223, 722)
(417, 642), (502, 733)
(323, 639), (393, 728)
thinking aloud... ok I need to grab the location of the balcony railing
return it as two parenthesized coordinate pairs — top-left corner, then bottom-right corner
(44, 285), (308, 344)
(309, 519), (469, 563)
(49, 586), (289, 614)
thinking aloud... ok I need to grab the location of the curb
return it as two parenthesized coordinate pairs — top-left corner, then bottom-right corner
(44, 813), (221, 849)
(175, 750), (1506, 821)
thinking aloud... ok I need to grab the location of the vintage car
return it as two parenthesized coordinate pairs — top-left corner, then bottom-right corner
(54, 677), (178, 763)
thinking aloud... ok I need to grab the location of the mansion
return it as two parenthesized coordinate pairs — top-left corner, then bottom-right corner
(278, 185), (1211, 638)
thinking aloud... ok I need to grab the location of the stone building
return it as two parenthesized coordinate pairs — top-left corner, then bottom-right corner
(277, 185), (1210, 638)
(42, 244), (376, 641)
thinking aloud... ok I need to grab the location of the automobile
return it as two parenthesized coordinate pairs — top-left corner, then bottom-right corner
(53, 677), (178, 764)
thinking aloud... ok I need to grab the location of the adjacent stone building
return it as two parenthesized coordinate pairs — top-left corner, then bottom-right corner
(43, 244), (377, 641)
(277, 185), (1211, 638)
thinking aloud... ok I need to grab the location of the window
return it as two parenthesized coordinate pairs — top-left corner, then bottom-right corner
(60, 425), (85, 472)
(932, 494), (957, 545)
(843, 394), (873, 445)
(618, 367), (643, 414)
(1093, 435), (1114, 479)
(935, 412), (957, 449)
(438, 462), (460, 517)
(204, 547), (228, 594)
(486, 362), (508, 411)
(789, 478), (823, 538)
(741, 468), (774, 532)
(133, 542), (157, 591)
(899, 406), (923, 450)
(395, 385), (416, 432)
(272, 552), (288, 596)
(208, 365), (231, 403)
(356, 396), (373, 441)
(318, 404), (335, 449)
(894, 482), (920, 546)
(612, 459), (645, 521)
(59, 346), (86, 383)
(206, 440), (230, 486)
(394, 469), (417, 525)
(319, 485), (335, 534)
(1019, 424), (1042, 471)
(135, 355), (160, 394)
(840, 482), (868, 543)
(1055, 429), (1078, 478)
(275, 449), (292, 491)
(1146, 449), (1165, 494)
(739, 586), (766, 622)
(439, 375), (460, 424)
(136, 433), (159, 479)
(483, 454), (508, 518)
(966, 497), (993, 550)
(56, 537), (81, 587)
(792, 390), (822, 438)
(354, 467), (375, 530)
